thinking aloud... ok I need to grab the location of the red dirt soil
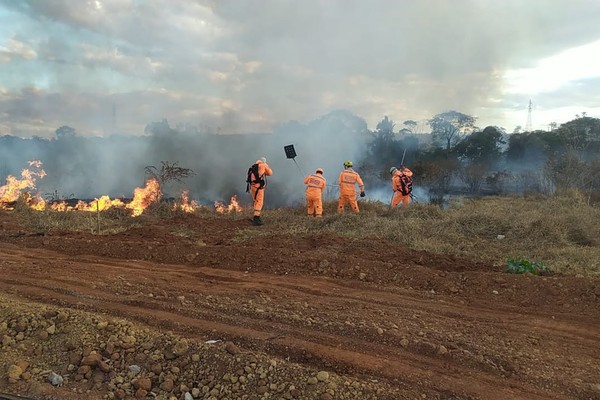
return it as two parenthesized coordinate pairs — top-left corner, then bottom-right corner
(1, 211), (600, 399)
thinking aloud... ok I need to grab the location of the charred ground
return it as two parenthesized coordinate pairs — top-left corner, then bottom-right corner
(1, 209), (600, 400)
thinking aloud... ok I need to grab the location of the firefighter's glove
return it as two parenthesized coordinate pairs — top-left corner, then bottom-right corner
(360, 191), (365, 197)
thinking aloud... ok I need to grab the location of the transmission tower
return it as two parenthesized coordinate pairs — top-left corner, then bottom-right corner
(525, 99), (533, 132)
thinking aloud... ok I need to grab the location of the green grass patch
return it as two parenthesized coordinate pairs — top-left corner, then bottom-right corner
(505, 258), (550, 275)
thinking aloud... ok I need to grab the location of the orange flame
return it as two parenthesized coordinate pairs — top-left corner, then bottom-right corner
(0, 161), (46, 209)
(75, 195), (125, 212)
(29, 195), (46, 211)
(214, 195), (242, 214)
(175, 190), (201, 213)
(126, 178), (162, 217)
(50, 201), (71, 212)
(2, 162), (244, 219)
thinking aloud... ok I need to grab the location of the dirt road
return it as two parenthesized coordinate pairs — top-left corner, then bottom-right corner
(1, 212), (599, 399)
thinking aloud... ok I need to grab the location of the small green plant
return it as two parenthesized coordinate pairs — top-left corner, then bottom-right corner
(505, 258), (549, 275)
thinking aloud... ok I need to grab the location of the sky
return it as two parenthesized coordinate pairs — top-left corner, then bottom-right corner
(1, 0), (600, 138)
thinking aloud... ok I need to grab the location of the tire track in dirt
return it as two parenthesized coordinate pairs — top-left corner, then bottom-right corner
(2, 243), (596, 399)
(5, 243), (598, 348)
(0, 278), (567, 400)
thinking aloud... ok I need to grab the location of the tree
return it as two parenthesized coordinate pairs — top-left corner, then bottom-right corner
(555, 116), (600, 152)
(364, 116), (407, 179)
(458, 163), (488, 194)
(144, 119), (176, 136)
(545, 150), (600, 200)
(308, 110), (369, 136)
(413, 153), (460, 203)
(375, 116), (395, 142)
(428, 111), (476, 152)
(402, 120), (418, 134)
(455, 126), (505, 163)
(55, 125), (76, 139)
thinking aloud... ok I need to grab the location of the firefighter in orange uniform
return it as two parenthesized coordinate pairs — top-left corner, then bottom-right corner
(390, 165), (413, 208)
(249, 157), (273, 226)
(338, 160), (365, 213)
(304, 168), (326, 217)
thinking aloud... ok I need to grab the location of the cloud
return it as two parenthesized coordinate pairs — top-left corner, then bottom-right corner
(0, 37), (37, 63)
(505, 39), (600, 95)
(1, 0), (600, 136)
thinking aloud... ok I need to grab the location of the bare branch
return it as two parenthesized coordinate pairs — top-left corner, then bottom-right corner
(144, 161), (195, 187)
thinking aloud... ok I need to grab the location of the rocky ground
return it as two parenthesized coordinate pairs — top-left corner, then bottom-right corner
(1, 211), (599, 400)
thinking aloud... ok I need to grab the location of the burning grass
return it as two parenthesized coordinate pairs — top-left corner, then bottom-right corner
(13, 201), (142, 235)
(8, 190), (600, 276)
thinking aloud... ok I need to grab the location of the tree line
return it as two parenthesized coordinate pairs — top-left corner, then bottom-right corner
(361, 111), (600, 204)
(1, 110), (599, 205)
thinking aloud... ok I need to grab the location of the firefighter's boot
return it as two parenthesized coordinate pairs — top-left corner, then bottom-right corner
(252, 216), (264, 226)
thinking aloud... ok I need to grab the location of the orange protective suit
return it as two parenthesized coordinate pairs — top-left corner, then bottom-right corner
(338, 168), (364, 213)
(250, 159), (273, 217)
(391, 167), (413, 208)
(304, 172), (326, 217)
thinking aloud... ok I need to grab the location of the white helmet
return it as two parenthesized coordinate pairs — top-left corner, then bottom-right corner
(389, 167), (398, 175)
(260, 157), (267, 163)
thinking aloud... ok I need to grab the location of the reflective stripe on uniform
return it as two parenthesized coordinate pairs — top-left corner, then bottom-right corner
(341, 171), (358, 184)
(307, 174), (325, 189)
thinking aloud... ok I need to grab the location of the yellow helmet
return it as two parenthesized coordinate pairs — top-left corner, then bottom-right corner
(343, 160), (353, 168)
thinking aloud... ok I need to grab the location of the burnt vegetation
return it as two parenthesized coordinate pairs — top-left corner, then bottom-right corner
(144, 161), (195, 187)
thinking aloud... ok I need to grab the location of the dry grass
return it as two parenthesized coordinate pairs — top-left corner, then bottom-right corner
(11, 193), (600, 276)
(260, 193), (600, 275)
(14, 201), (142, 235)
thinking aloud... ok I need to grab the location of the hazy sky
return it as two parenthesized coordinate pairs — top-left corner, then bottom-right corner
(2, 0), (600, 138)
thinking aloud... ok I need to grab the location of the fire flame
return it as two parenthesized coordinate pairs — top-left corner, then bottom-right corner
(126, 178), (162, 217)
(175, 190), (201, 213)
(78, 196), (125, 212)
(0, 161), (47, 209)
(1, 162), (243, 218)
(50, 196), (126, 212)
(50, 201), (71, 212)
(214, 195), (242, 214)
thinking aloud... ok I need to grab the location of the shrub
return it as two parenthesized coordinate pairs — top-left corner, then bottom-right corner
(505, 258), (549, 275)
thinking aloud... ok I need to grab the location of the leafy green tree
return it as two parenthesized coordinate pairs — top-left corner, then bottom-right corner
(413, 148), (460, 200)
(455, 126), (505, 163)
(555, 116), (600, 153)
(428, 111), (476, 152)
(506, 130), (561, 163)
